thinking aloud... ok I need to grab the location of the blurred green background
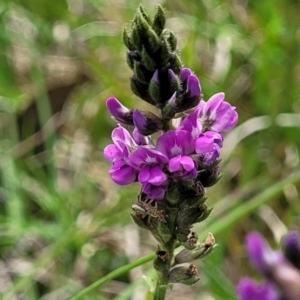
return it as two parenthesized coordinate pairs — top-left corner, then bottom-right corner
(0, 0), (300, 299)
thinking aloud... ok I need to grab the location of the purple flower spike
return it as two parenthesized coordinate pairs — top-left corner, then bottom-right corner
(109, 160), (138, 185)
(246, 232), (283, 276)
(186, 75), (201, 98)
(179, 68), (192, 82)
(156, 130), (194, 158)
(283, 231), (300, 270)
(200, 92), (238, 132)
(237, 278), (280, 300)
(106, 97), (133, 125)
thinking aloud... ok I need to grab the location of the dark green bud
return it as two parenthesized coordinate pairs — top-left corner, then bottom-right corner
(153, 5), (166, 36)
(141, 47), (157, 71)
(159, 36), (171, 68)
(163, 29), (177, 52)
(196, 206), (213, 223)
(170, 52), (182, 75)
(161, 92), (177, 120)
(175, 232), (216, 264)
(122, 28), (134, 50)
(130, 76), (154, 104)
(134, 61), (150, 84)
(168, 263), (200, 285)
(138, 5), (152, 25)
(148, 69), (161, 103)
(131, 26), (143, 51)
(130, 212), (149, 230)
(168, 69), (180, 95)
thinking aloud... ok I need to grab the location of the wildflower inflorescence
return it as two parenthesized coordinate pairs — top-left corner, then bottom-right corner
(104, 5), (238, 289)
(237, 231), (300, 300)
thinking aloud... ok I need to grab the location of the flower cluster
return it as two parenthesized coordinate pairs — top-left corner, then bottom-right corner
(103, 5), (239, 255)
(104, 85), (237, 201)
(237, 231), (300, 300)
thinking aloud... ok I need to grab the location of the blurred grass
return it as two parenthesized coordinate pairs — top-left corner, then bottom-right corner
(0, 0), (300, 299)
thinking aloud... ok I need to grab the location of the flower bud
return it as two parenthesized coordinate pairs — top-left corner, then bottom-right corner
(174, 232), (216, 264)
(152, 5), (166, 36)
(282, 231), (300, 270)
(106, 97), (134, 126)
(153, 247), (170, 273)
(148, 69), (161, 103)
(130, 76), (154, 104)
(168, 263), (200, 285)
(133, 110), (163, 136)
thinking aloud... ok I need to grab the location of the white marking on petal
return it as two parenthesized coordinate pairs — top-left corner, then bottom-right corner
(171, 144), (182, 156)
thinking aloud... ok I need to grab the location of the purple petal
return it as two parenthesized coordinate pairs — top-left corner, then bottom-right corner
(200, 92), (238, 132)
(129, 147), (168, 169)
(156, 130), (194, 158)
(109, 160), (137, 185)
(132, 128), (149, 145)
(133, 110), (147, 131)
(246, 232), (283, 275)
(179, 107), (202, 139)
(111, 126), (137, 152)
(186, 74), (201, 98)
(138, 165), (167, 186)
(142, 183), (166, 200)
(103, 144), (122, 162)
(179, 68), (192, 82)
(237, 278), (280, 300)
(106, 97), (133, 125)
(194, 134), (215, 154)
(203, 143), (221, 165)
(169, 155), (195, 172)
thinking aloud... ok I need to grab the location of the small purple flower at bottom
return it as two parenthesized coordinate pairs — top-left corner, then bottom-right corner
(109, 160), (138, 185)
(237, 278), (280, 300)
(141, 182), (167, 200)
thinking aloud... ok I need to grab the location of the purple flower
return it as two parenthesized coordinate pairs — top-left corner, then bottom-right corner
(179, 68), (192, 82)
(199, 92), (238, 132)
(141, 182), (166, 200)
(186, 74), (201, 99)
(109, 160), (138, 185)
(104, 126), (137, 161)
(178, 106), (202, 139)
(156, 130), (194, 158)
(237, 278), (280, 300)
(237, 231), (300, 300)
(129, 147), (168, 170)
(106, 97), (133, 125)
(156, 130), (197, 176)
(129, 146), (169, 200)
(246, 232), (283, 276)
(194, 131), (223, 165)
(138, 165), (168, 186)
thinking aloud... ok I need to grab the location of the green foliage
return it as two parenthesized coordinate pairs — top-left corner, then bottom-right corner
(0, 0), (300, 299)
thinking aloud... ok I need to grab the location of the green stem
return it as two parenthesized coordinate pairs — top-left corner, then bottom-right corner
(153, 241), (176, 300)
(69, 253), (155, 300)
